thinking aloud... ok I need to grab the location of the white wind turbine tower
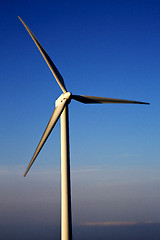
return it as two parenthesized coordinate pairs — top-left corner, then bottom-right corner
(19, 17), (149, 240)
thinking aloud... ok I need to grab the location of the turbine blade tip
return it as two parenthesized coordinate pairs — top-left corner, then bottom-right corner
(24, 171), (27, 177)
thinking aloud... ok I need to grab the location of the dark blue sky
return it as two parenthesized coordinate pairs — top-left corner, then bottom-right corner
(0, 0), (160, 239)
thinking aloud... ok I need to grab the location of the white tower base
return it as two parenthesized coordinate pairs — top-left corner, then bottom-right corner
(61, 105), (72, 240)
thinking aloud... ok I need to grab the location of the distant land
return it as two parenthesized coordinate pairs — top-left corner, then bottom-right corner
(1, 222), (160, 240)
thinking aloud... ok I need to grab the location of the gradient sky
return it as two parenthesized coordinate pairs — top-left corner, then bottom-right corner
(0, 0), (160, 239)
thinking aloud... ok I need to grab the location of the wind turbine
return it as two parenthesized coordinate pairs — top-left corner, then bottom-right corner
(19, 17), (149, 240)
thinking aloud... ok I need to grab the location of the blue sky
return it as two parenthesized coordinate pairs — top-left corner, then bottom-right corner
(0, 0), (160, 239)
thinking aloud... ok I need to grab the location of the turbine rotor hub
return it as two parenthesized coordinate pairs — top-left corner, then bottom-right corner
(55, 92), (72, 107)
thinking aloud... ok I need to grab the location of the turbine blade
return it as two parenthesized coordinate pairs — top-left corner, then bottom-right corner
(18, 16), (67, 93)
(72, 95), (150, 105)
(24, 100), (68, 177)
